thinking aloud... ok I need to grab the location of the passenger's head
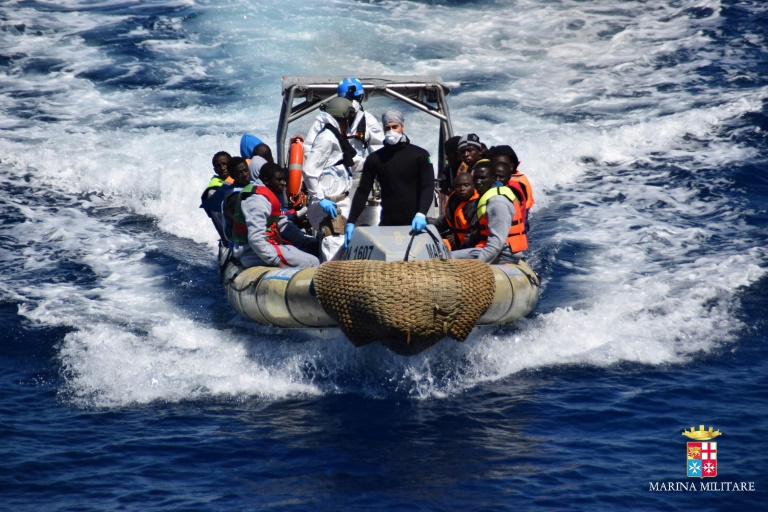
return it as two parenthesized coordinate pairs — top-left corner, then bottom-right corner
(227, 157), (250, 187)
(487, 145), (519, 172)
(493, 161), (513, 186)
(471, 159), (495, 195)
(239, 133), (263, 160)
(381, 109), (405, 133)
(444, 135), (461, 172)
(323, 97), (356, 131)
(251, 143), (274, 164)
(337, 77), (364, 101)
(453, 171), (475, 202)
(212, 151), (231, 179)
(458, 133), (484, 169)
(259, 163), (287, 196)
(249, 156), (268, 183)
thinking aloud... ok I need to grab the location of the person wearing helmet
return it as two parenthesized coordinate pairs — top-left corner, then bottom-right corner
(337, 77), (363, 101)
(303, 78), (384, 176)
(302, 96), (360, 261)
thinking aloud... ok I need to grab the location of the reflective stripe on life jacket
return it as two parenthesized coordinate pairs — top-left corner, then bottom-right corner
(476, 186), (528, 253)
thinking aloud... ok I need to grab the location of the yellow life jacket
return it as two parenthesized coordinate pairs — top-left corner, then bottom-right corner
(476, 186), (528, 253)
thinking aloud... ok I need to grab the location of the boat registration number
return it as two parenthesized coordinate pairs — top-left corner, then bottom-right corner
(347, 244), (374, 260)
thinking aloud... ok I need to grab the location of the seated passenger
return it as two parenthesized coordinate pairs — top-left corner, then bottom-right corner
(430, 172), (480, 250)
(251, 142), (274, 163)
(457, 133), (485, 174)
(200, 151), (233, 240)
(248, 143), (274, 178)
(232, 163), (319, 269)
(451, 160), (527, 264)
(219, 157), (252, 244)
(203, 151), (233, 198)
(493, 160), (529, 236)
(487, 145), (534, 210)
(239, 133), (264, 163)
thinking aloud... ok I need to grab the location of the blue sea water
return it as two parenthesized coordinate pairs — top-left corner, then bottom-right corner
(1, 0), (767, 510)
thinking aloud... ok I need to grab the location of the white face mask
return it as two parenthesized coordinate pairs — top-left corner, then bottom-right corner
(384, 130), (403, 145)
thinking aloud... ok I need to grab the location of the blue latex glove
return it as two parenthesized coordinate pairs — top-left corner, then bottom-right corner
(411, 214), (427, 234)
(318, 198), (337, 218)
(344, 223), (355, 248)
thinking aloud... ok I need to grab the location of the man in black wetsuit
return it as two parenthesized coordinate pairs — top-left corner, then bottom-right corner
(344, 109), (435, 246)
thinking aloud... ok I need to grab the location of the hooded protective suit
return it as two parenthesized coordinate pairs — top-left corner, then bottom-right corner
(302, 111), (359, 261)
(303, 100), (383, 174)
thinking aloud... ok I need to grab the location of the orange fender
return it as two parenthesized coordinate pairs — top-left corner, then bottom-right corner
(287, 135), (304, 202)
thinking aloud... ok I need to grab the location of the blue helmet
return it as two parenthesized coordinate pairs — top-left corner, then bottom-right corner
(338, 77), (364, 100)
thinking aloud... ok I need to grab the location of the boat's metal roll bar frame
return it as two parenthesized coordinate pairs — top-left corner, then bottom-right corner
(277, 76), (454, 179)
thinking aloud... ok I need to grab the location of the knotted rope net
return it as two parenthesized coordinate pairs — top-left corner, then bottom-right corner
(314, 259), (496, 353)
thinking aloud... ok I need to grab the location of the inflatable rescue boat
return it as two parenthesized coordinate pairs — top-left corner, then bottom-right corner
(220, 76), (540, 355)
(224, 226), (539, 355)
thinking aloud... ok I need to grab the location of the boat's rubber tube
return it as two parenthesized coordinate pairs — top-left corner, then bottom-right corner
(225, 259), (538, 329)
(227, 266), (335, 328)
(477, 261), (540, 325)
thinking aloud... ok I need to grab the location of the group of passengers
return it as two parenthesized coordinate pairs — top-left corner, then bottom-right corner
(434, 133), (535, 263)
(200, 77), (535, 270)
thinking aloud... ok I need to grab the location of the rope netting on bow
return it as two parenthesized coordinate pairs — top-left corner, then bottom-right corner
(314, 259), (496, 354)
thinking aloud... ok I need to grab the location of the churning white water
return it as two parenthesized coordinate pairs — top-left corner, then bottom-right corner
(0, 0), (765, 405)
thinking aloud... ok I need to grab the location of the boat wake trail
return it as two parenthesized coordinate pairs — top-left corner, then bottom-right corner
(1, 0), (766, 405)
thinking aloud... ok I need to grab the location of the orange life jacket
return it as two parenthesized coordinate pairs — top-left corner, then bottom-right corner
(445, 190), (480, 248)
(476, 186), (528, 253)
(504, 178), (529, 234)
(509, 171), (534, 210)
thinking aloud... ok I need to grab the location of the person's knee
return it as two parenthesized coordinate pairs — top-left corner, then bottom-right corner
(305, 254), (321, 267)
(451, 248), (480, 260)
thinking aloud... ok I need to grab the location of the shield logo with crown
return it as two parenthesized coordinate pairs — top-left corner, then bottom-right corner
(684, 425), (721, 478)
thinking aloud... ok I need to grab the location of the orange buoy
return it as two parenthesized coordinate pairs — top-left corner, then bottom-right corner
(287, 135), (304, 201)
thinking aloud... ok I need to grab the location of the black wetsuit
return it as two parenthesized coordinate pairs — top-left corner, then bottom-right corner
(348, 138), (435, 226)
